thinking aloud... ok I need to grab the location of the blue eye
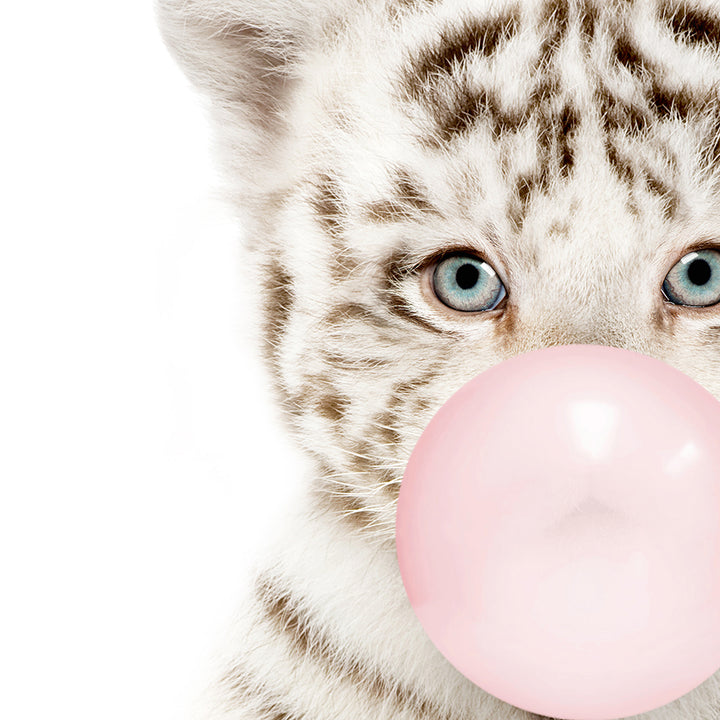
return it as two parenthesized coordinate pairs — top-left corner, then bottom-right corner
(663, 249), (720, 307)
(432, 253), (506, 312)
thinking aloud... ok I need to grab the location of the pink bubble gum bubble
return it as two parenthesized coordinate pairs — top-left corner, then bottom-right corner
(396, 345), (720, 720)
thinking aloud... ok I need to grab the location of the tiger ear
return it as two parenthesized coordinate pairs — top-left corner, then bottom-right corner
(156, 0), (340, 187)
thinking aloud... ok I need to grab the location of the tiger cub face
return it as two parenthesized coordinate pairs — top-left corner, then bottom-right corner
(160, 0), (720, 542)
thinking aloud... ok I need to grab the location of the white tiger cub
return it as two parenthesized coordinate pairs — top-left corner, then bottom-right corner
(159, 0), (720, 718)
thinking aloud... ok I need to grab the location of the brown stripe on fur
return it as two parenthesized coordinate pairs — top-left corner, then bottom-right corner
(538, 0), (571, 59)
(338, 438), (403, 502)
(626, 195), (641, 218)
(494, 301), (518, 345)
(411, 394), (434, 415)
(219, 661), (306, 719)
(290, 374), (353, 424)
(508, 165), (551, 231)
(254, 574), (465, 720)
(287, 378), (323, 417)
(364, 197), (413, 223)
(267, 711), (299, 720)
(321, 351), (392, 371)
(579, 0), (599, 41)
(324, 301), (394, 330)
(599, 88), (651, 135)
(652, 303), (679, 333)
(612, 34), (698, 124)
(399, 11), (523, 143)
(365, 168), (439, 221)
(406, 75), (526, 145)
(440, 85), (525, 143)
(308, 173), (360, 282)
(307, 455), (381, 534)
(614, 33), (647, 75)
(317, 392), (352, 423)
(262, 264), (294, 374)
(373, 410), (403, 447)
(699, 329), (720, 347)
(558, 103), (580, 175)
(645, 170), (681, 220)
(314, 483), (379, 534)
(604, 83), (697, 133)
(528, 73), (560, 118)
(649, 81), (694, 121)
(388, 369), (442, 411)
(310, 173), (345, 239)
(383, 247), (418, 287)
(375, 371), (443, 461)
(347, 438), (381, 476)
(396, 168), (436, 212)
(398, 1), (576, 148)
(405, 10), (520, 89)
(661, 1), (720, 52)
(606, 140), (635, 185)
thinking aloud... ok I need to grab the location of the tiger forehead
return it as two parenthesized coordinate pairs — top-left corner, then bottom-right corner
(393, 0), (720, 134)
(303, 0), (720, 245)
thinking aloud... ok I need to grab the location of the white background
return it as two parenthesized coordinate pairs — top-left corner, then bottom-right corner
(1, 2), (304, 718)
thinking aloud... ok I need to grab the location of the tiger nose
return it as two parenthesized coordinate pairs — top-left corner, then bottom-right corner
(396, 344), (720, 720)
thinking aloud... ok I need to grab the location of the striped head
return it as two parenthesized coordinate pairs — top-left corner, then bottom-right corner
(160, 0), (720, 543)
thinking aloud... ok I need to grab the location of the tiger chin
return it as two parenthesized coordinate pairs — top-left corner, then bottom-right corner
(158, 1), (720, 718)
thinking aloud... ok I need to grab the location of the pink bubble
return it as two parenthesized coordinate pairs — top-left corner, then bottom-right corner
(396, 345), (720, 720)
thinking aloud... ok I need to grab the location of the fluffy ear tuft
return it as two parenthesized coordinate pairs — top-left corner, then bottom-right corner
(156, 0), (342, 195)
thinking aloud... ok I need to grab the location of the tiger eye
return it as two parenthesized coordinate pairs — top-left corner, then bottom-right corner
(432, 254), (506, 312)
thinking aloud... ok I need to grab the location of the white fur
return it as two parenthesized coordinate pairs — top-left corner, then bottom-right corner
(159, 1), (720, 717)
